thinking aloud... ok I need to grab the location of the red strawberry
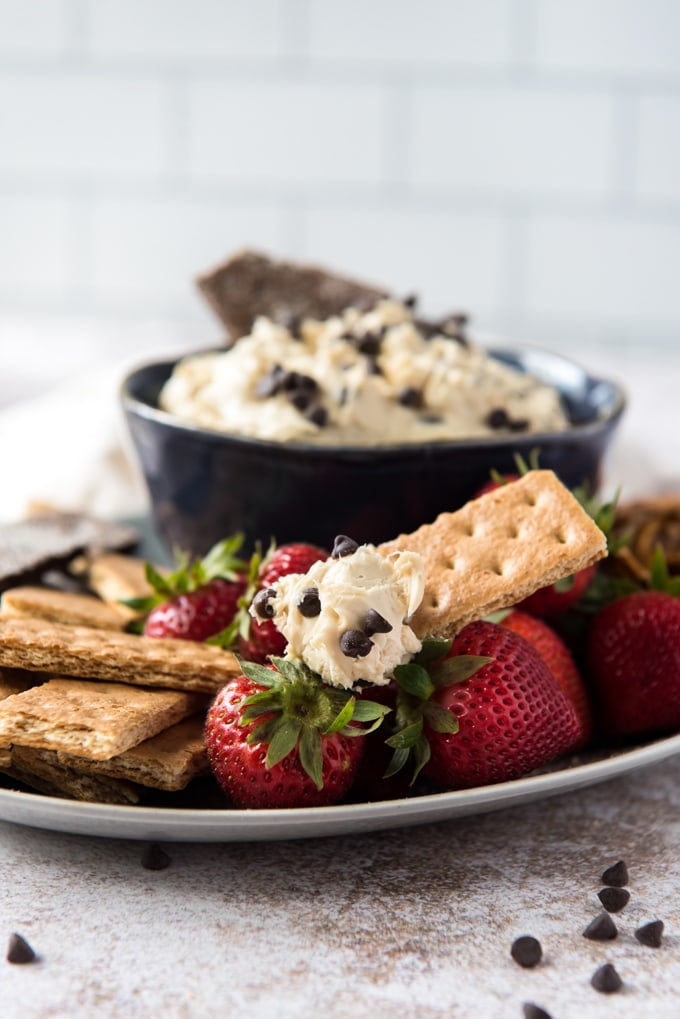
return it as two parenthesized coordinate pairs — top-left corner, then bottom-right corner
(518, 564), (596, 618)
(586, 590), (680, 739)
(386, 624), (581, 791)
(137, 535), (247, 642)
(144, 576), (246, 642)
(237, 542), (328, 662)
(205, 658), (389, 808)
(500, 609), (593, 748)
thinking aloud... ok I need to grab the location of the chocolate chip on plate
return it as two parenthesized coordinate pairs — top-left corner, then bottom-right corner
(598, 886), (630, 913)
(297, 587), (321, 618)
(252, 587), (277, 620)
(339, 629), (374, 659)
(510, 935), (542, 968)
(6, 932), (37, 964)
(141, 843), (171, 871)
(363, 608), (393, 636)
(601, 860), (628, 887)
(332, 535), (359, 558)
(635, 920), (665, 947)
(590, 962), (623, 994)
(522, 1005), (552, 1019)
(583, 912), (618, 941)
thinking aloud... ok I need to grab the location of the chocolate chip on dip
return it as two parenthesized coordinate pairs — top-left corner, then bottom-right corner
(339, 629), (374, 659)
(332, 535), (359, 559)
(297, 588), (321, 618)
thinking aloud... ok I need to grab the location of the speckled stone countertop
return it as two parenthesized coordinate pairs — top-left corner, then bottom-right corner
(1, 754), (679, 1019)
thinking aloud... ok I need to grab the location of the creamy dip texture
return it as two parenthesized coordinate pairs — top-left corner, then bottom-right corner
(160, 300), (569, 445)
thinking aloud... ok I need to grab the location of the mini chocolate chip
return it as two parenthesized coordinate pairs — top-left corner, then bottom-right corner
(255, 364), (286, 398)
(403, 293), (418, 309)
(141, 843), (171, 871)
(289, 388), (313, 412)
(283, 371), (317, 393)
(591, 963), (623, 994)
(486, 407), (511, 430)
(508, 417), (530, 433)
(523, 1005), (552, 1019)
(252, 587), (277, 620)
(415, 318), (440, 340)
(635, 920), (664, 947)
(7, 932), (37, 964)
(583, 912), (618, 941)
(440, 316), (469, 345)
(339, 629), (374, 659)
(305, 404), (328, 427)
(510, 936), (542, 968)
(297, 587), (321, 618)
(601, 860), (628, 887)
(354, 331), (383, 357)
(332, 535), (359, 558)
(397, 386), (423, 409)
(363, 609), (393, 636)
(598, 886), (630, 913)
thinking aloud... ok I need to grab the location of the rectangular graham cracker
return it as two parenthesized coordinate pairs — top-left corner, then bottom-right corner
(1, 586), (129, 630)
(79, 551), (153, 605)
(4, 747), (141, 804)
(53, 715), (209, 791)
(0, 678), (206, 760)
(0, 618), (240, 694)
(380, 470), (607, 639)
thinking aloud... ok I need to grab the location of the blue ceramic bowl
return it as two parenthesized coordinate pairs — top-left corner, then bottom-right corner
(120, 346), (625, 557)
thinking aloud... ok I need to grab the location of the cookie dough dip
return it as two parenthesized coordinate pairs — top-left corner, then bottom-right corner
(159, 299), (569, 445)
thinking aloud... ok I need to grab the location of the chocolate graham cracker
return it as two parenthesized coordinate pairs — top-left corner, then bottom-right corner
(380, 470), (607, 639)
(0, 618), (240, 694)
(1, 587), (129, 630)
(0, 679), (205, 759)
(196, 249), (388, 341)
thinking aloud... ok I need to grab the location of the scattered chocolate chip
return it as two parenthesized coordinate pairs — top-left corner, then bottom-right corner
(6, 932), (37, 964)
(598, 886), (630, 913)
(252, 587), (277, 620)
(397, 386), (423, 409)
(522, 1005), (552, 1019)
(635, 920), (664, 947)
(486, 407), (511, 430)
(601, 860), (628, 887)
(332, 535), (359, 558)
(141, 843), (171, 871)
(255, 364), (286, 398)
(297, 587), (321, 618)
(583, 912), (618, 941)
(363, 609), (393, 636)
(510, 936), (542, 968)
(339, 629), (374, 659)
(304, 404), (328, 428)
(403, 293), (418, 309)
(590, 962), (623, 994)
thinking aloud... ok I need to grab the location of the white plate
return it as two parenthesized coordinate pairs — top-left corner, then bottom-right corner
(1, 732), (679, 842)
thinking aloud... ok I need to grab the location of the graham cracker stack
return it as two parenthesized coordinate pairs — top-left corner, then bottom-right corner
(380, 470), (607, 639)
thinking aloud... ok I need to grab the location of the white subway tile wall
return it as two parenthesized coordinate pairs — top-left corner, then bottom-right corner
(0, 0), (679, 402)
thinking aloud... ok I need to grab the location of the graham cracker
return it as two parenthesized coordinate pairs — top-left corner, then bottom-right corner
(54, 715), (208, 791)
(380, 470), (607, 639)
(0, 678), (206, 760)
(0, 617), (240, 694)
(1, 586), (129, 630)
(80, 551), (153, 604)
(5, 747), (141, 804)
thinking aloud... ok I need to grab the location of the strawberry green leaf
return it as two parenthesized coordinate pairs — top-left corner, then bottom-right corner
(422, 701), (459, 734)
(411, 734), (432, 783)
(414, 638), (451, 666)
(429, 654), (492, 688)
(325, 696), (356, 735)
(265, 718), (303, 768)
(298, 727), (324, 791)
(145, 562), (174, 598)
(383, 746), (410, 779)
(240, 660), (281, 688)
(248, 715), (281, 746)
(393, 663), (435, 700)
(385, 719), (423, 750)
(351, 700), (392, 722)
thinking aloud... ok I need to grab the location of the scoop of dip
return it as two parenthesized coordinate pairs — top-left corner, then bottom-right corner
(252, 539), (425, 691)
(159, 299), (569, 445)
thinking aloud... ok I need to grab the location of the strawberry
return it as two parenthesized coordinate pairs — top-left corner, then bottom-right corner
(385, 623), (581, 790)
(586, 590), (680, 739)
(518, 564), (596, 618)
(205, 657), (389, 808)
(236, 542), (329, 662)
(128, 535), (248, 642)
(499, 608), (593, 748)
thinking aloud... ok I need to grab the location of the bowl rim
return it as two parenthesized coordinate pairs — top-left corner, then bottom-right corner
(119, 344), (627, 457)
